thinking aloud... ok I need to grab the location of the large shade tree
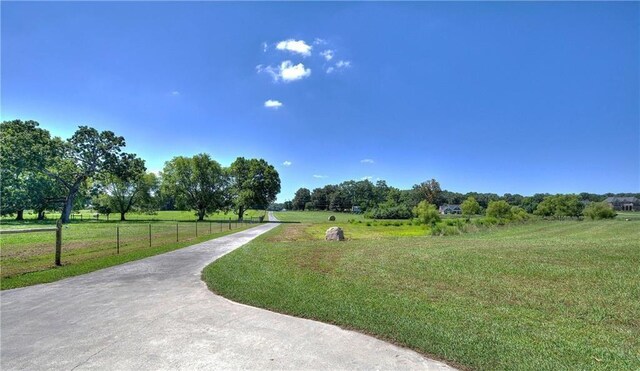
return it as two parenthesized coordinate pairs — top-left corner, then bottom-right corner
(161, 154), (228, 221)
(0, 120), (58, 220)
(228, 157), (280, 220)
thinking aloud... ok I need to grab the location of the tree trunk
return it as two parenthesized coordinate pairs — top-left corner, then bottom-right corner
(61, 185), (80, 224)
(197, 209), (205, 221)
(15, 209), (24, 221)
(238, 205), (245, 221)
(120, 212), (126, 221)
(37, 210), (45, 220)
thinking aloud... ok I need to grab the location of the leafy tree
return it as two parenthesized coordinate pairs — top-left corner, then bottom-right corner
(292, 188), (311, 211)
(461, 196), (482, 216)
(413, 201), (441, 226)
(229, 157), (280, 220)
(42, 126), (129, 223)
(534, 194), (583, 219)
(583, 202), (617, 220)
(486, 200), (513, 219)
(283, 200), (293, 210)
(0, 120), (58, 219)
(412, 179), (442, 206)
(96, 155), (150, 221)
(161, 154), (228, 221)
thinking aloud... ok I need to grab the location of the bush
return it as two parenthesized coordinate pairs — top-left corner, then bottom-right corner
(413, 201), (441, 226)
(511, 206), (529, 222)
(461, 196), (482, 216)
(486, 200), (513, 219)
(364, 205), (412, 219)
(583, 202), (617, 220)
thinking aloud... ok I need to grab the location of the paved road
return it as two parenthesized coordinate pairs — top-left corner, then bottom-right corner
(1, 214), (453, 370)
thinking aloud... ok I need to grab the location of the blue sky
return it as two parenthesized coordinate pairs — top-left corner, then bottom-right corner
(2, 2), (638, 201)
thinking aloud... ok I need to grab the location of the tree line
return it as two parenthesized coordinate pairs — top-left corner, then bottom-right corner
(283, 179), (633, 220)
(1, 120), (280, 223)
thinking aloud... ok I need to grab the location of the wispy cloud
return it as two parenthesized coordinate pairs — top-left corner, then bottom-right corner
(361, 176), (373, 181)
(320, 49), (334, 61)
(261, 42), (268, 52)
(257, 61), (311, 83)
(327, 60), (352, 74)
(360, 159), (375, 164)
(264, 99), (283, 109)
(276, 39), (312, 57)
(313, 38), (327, 45)
(282, 161), (292, 167)
(313, 174), (328, 179)
(170, 91), (180, 96)
(336, 60), (351, 68)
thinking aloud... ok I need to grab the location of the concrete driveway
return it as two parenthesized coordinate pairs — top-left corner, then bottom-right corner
(1, 216), (453, 370)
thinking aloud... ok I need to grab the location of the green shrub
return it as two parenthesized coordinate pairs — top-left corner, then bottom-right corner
(486, 200), (513, 219)
(511, 206), (529, 222)
(413, 201), (441, 226)
(364, 205), (412, 219)
(583, 202), (617, 220)
(461, 196), (482, 216)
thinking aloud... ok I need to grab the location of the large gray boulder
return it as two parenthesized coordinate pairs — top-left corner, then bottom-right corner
(325, 226), (345, 241)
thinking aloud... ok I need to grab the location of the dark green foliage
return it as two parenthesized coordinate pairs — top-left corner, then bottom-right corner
(229, 157), (281, 220)
(364, 204), (412, 219)
(413, 201), (440, 226)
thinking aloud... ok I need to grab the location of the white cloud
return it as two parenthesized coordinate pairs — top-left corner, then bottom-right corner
(313, 175), (328, 179)
(336, 60), (352, 69)
(257, 61), (311, 82)
(279, 61), (311, 82)
(264, 99), (283, 109)
(325, 67), (335, 74)
(261, 42), (268, 52)
(282, 161), (292, 167)
(361, 176), (373, 181)
(360, 159), (375, 164)
(170, 91), (180, 96)
(313, 38), (327, 45)
(276, 39), (312, 57)
(320, 49), (334, 61)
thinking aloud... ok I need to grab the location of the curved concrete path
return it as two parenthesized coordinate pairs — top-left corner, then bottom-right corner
(1, 214), (453, 370)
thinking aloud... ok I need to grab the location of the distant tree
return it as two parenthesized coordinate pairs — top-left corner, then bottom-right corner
(292, 188), (311, 211)
(0, 120), (58, 220)
(534, 194), (583, 219)
(583, 202), (617, 220)
(486, 200), (513, 219)
(461, 196), (482, 216)
(229, 157), (281, 220)
(311, 187), (330, 211)
(413, 201), (441, 226)
(161, 154), (228, 221)
(283, 200), (293, 210)
(412, 179), (442, 206)
(97, 155), (152, 221)
(43, 126), (129, 223)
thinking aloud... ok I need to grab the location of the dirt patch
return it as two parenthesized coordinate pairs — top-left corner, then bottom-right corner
(266, 224), (313, 242)
(294, 246), (345, 275)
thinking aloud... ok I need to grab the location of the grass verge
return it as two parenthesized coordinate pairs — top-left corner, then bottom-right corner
(1, 224), (252, 290)
(203, 220), (640, 370)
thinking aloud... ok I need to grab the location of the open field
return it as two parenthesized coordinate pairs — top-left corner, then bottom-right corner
(0, 209), (267, 224)
(0, 218), (254, 290)
(203, 218), (640, 370)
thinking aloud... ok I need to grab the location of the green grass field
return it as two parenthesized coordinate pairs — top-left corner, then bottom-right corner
(0, 210), (265, 289)
(203, 218), (640, 370)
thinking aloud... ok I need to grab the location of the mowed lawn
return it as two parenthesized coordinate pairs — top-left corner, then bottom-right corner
(203, 219), (640, 370)
(0, 210), (264, 289)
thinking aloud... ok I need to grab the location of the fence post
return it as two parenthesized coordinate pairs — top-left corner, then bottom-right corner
(116, 224), (120, 254)
(149, 223), (151, 247)
(220, 221), (222, 232)
(209, 221), (212, 234)
(229, 218), (231, 230)
(176, 222), (179, 242)
(55, 219), (62, 266)
(196, 220), (198, 237)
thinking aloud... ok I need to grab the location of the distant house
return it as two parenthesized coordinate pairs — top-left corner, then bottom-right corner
(604, 197), (640, 211)
(439, 204), (462, 215)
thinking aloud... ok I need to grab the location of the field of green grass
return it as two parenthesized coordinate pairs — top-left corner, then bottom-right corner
(0, 210), (265, 289)
(203, 218), (640, 370)
(1, 209), (266, 224)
